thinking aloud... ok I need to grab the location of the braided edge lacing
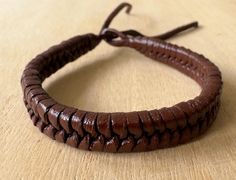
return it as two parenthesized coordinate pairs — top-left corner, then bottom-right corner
(21, 32), (222, 153)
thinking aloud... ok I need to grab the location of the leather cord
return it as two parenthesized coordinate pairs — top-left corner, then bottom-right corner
(21, 2), (222, 153)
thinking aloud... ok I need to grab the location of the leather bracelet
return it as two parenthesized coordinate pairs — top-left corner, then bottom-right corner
(21, 2), (222, 153)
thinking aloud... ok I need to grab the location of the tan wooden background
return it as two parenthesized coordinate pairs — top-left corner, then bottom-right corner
(1, 0), (236, 179)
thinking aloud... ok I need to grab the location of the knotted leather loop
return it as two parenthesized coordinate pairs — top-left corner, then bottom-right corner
(21, 2), (222, 153)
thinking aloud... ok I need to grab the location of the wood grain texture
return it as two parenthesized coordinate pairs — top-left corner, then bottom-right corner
(0, 0), (236, 179)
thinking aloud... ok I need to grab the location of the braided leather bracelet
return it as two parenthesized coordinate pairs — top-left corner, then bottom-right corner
(21, 3), (222, 153)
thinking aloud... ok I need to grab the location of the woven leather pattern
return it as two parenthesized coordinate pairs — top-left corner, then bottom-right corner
(21, 31), (222, 152)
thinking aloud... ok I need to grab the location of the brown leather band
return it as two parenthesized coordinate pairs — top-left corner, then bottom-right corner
(21, 3), (222, 153)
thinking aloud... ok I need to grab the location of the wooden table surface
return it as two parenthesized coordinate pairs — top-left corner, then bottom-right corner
(1, 0), (236, 179)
